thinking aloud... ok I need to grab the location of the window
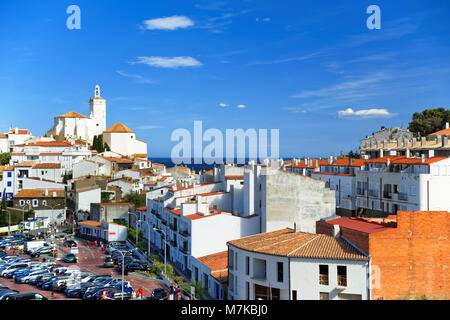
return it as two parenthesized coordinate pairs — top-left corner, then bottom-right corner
(319, 265), (329, 285)
(292, 290), (297, 300)
(228, 250), (234, 270)
(245, 256), (249, 275)
(19, 200), (25, 206)
(337, 266), (347, 287)
(32, 199), (39, 207)
(277, 262), (283, 282)
(320, 292), (329, 300)
(42, 200), (47, 206)
(235, 252), (238, 270)
(7, 181), (11, 187)
(246, 282), (250, 299)
(7, 172), (12, 178)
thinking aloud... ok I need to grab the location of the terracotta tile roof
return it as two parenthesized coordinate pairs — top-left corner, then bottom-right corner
(196, 251), (228, 283)
(77, 186), (101, 193)
(56, 111), (89, 119)
(164, 207), (181, 216)
(40, 153), (62, 155)
(136, 206), (147, 211)
(24, 141), (72, 147)
(14, 189), (66, 198)
(103, 123), (135, 133)
(15, 161), (37, 167)
(32, 163), (61, 169)
(324, 217), (394, 234)
(0, 134), (7, 139)
(312, 172), (355, 177)
(3, 166), (14, 171)
(429, 128), (450, 136)
(364, 156), (403, 164)
(98, 156), (134, 164)
(11, 153), (25, 155)
(184, 212), (221, 220)
(8, 129), (29, 134)
(175, 191), (228, 199)
(225, 175), (244, 180)
(390, 156), (447, 165)
(227, 228), (368, 261)
(286, 159), (329, 169)
(79, 221), (102, 227)
(330, 158), (367, 167)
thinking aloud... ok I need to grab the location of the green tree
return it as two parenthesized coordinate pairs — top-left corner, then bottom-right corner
(408, 108), (450, 136)
(0, 189), (7, 227)
(103, 142), (111, 151)
(0, 153), (11, 166)
(123, 191), (146, 207)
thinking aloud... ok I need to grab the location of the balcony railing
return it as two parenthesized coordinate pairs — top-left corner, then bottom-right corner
(368, 189), (379, 197)
(337, 275), (347, 287)
(383, 192), (392, 199)
(398, 192), (408, 201)
(170, 224), (178, 232)
(319, 274), (329, 285)
(179, 229), (190, 237)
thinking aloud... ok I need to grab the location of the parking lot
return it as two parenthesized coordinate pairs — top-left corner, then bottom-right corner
(0, 236), (166, 300)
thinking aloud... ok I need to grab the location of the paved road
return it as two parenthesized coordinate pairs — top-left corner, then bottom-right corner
(0, 239), (165, 300)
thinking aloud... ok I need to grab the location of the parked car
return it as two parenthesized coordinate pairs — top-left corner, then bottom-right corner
(152, 288), (167, 300)
(5, 292), (47, 300)
(103, 256), (114, 268)
(122, 261), (151, 274)
(31, 246), (54, 258)
(94, 288), (132, 300)
(63, 253), (77, 263)
(63, 240), (78, 248)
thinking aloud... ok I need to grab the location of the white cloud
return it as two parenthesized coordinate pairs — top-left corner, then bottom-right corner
(132, 56), (203, 68)
(218, 103), (229, 107)
(338, 108), (396, 119)
(237, 104), (246, 108)
(142, 16), (194, 30)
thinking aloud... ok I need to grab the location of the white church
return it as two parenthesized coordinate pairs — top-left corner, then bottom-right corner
(51, 85), (148, 157)
(52, 85), (106, 143)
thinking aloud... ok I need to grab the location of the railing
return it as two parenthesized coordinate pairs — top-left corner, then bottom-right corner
(319, 274), (329, 285)
(383, 192), (392, 199)
(180, 246), (189, 254)
(356, 189), (366, 196)
(337, 275), (347, 287)
(170, 224), (177, 232)
(368, 189), (379, 197)
(179, 229), (190, 237)
(398, 192), (408, 201)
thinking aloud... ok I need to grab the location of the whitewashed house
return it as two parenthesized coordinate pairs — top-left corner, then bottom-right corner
(227, 228), (370, 300)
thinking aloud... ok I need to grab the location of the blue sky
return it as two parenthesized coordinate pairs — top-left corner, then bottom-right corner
(1, 0), (450, 158)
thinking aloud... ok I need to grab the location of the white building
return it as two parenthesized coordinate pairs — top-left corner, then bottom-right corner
(75, 186), (101, 212)
(0, 128), (34, 153)
(52, 85), (106, 143)
(355, 155), (450, 215)
(102, 123), (148, 158)
(227, 228), (370, 300)
(78, 220), (128, 242)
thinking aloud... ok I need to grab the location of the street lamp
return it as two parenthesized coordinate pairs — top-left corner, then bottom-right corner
(153, 227), (167, 274)
(117, 248), (137, 300)
(19, 202), (31, 234)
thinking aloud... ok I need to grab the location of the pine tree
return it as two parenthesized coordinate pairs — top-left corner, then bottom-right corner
(0, 189), (7, 227)
(92, 135), (98, 151)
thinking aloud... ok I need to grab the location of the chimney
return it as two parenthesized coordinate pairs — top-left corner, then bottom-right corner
(421, 153), (425, 163)
(446, 122), (449, 130)
(45, 189), (48, 197)
(436, 135), (442, 145)
(443, 136), (449, 147)
(332, 224), (340, 237)
(53, 192), (57, 197)
(421, 137), (426, 147)
(412, 139), (417, 147)
(293, 222), (296, 233)
(386, 158), (391, 166)
(406, 148), (410, 158)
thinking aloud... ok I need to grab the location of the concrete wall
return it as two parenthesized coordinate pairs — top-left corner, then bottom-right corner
(263, 168), (336, 233)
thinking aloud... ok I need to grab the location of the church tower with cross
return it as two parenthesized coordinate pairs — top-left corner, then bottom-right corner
(89, 85), (107, 138)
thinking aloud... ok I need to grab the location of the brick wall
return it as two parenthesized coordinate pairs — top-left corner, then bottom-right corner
(370, 211), (449, 300)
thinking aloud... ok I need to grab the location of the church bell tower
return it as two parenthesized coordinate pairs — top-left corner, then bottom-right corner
(89, 85), (106, 140)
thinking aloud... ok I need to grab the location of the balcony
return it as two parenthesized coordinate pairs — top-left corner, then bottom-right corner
(398, 192), (408, 201)
(383, 192), (392, 199)
(319, 274), (329, 285)
(368, 189), (379, 197)
(170, 223), (178, 232)
(337, 275), (347, 287)
(180, 246), (189, 254)
(179, 229), (190, 237)
(161, 219), (167, 226)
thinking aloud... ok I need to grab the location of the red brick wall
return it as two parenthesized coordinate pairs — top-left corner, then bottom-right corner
(316, 220), (370, 254)
(370, 211), (449, 300)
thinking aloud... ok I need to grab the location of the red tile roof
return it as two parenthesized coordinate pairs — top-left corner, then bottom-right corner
(429, 128), (450, 136)
(79, 221), (102, 227)
(228, 228), (368, 261)
(312, 172), (355, 177)
(330, 158), (367, 167)
(196, 251), (228, 283)
(324, 217), (394, 234)
(164, 207), (181, 216)
(104, 123), (135, 133)
(136, 206), (147, 211)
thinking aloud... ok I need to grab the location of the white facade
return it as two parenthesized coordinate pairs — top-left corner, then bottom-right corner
(52, 85), (106, 143)
(75, 187), (101, 212)
(355, 157), (450, 214)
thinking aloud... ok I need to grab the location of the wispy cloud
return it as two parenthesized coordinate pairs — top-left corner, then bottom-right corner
(116, 70), (155, 84)
(249, 51), (327, 66)
(338, 108), (397, 119)
(136, 125), (162, 130)
(218, 103), (229, 107)
(237, 104), (246, 109)
(141, 16), (194, 30)
(293, 72), (391, 99)
(131, 56), (203, 68)
(284, 107), (308, 114)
